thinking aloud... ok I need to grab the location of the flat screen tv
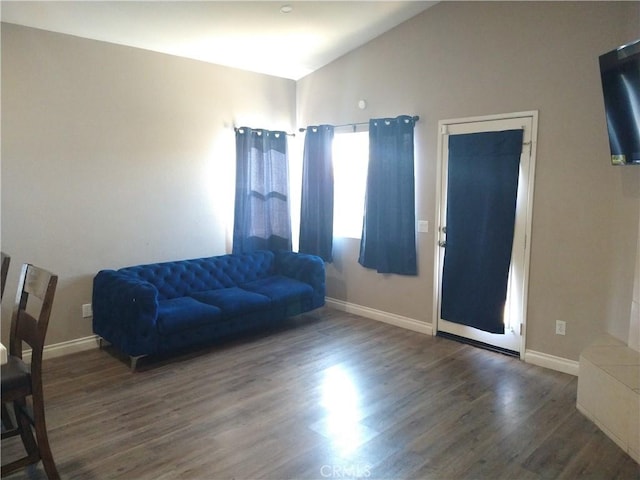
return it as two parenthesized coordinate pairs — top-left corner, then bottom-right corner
(599, 38), (640, 165)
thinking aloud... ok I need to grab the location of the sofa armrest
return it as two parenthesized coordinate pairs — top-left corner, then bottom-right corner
(275, 251), (326, 309)
(92, 270), (159, 357)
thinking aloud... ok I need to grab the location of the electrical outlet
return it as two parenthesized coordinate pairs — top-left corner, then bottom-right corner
(555, 320), (566, 335)
(82, 303), (93, 318)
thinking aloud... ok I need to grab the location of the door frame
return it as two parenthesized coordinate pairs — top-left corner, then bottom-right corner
(432, 111), (538, 359)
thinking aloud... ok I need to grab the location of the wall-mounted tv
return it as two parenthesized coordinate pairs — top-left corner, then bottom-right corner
(599, 38), (640, 165)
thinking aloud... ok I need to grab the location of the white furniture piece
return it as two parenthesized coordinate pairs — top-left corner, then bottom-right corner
(577, 334), (640, 463)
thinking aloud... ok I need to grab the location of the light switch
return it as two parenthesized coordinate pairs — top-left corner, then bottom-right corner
(417, 220), (429, 233)
(82, 303), (93, 318)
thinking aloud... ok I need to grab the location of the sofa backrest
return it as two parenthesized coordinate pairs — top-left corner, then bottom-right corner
(119, 250), (276, 300)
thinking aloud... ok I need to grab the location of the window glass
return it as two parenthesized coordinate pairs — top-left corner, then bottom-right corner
(332, 131), (368, 239)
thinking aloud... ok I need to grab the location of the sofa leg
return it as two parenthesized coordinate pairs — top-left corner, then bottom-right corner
(130, 355), (146, 372)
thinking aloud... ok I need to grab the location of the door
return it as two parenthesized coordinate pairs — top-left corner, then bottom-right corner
(433, 112), (537, 356)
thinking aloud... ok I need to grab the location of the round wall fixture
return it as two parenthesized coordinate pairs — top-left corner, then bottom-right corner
(280, 5), (293, 14)
(358, 99), (367, 109)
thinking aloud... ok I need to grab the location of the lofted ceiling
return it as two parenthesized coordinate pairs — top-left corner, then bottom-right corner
(0, 1), (436, 80)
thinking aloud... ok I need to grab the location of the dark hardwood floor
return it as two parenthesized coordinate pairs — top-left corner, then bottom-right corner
(3, 307), (639, 479)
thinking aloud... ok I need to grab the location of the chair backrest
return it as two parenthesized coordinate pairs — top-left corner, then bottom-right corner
(9, 264), (58, 370)
(1, 252), (10, 300)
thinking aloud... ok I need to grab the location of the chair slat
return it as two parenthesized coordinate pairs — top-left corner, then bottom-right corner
(24, 267), (53, 301)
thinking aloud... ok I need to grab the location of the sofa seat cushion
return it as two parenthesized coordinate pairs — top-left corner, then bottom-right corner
(190, 287), (271, 317)
(157, 297), (222, 335)
(241, 275), (313, 306)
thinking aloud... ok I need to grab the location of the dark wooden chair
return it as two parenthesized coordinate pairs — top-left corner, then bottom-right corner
(1, 253), (12, 427)
(0, 252), (10, 300)
(0, 252), (12, 432)
(1, 264), (59, 479)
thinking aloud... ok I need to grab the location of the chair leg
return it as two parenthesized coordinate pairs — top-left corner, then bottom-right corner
(1, 397), (59, 480)
(31, 392), (59, 480)
(1, 404), (14, 432)
(14, 399), (38, 458)
(1, 400), (40, 478)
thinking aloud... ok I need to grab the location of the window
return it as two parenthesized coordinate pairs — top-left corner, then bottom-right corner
(332, 131), (369, 238)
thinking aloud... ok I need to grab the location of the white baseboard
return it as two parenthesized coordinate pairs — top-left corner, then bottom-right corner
(524, 349), (579, 376)
(23, 335), (99, 363)
(325, 297), (432, 335)
(18, 311), (578, 379)
(326, 298), (578, 376)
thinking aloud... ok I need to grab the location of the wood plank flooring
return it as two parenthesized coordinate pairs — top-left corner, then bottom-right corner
(3, 308), (639, 479)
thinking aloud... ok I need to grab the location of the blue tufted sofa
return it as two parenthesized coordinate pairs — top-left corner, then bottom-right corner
(92, 250), (325, 367)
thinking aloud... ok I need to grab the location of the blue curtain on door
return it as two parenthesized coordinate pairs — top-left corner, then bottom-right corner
(440, 129), (523, 334)
(358, 115), (417, 275)
(299, 125), (334, 262)
(233, 127), (292, 254)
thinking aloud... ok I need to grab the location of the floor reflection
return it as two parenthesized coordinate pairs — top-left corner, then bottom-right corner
(310, 364), (378, 456)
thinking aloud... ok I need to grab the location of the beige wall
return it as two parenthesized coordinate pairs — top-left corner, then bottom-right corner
(1, 23), (296, 346)
(297, 1), (640, 360)
(3, 3), (640, 363)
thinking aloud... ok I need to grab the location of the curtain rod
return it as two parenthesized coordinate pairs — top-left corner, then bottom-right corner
(234, 126), (295, 137)
(298, 115), (420, 133)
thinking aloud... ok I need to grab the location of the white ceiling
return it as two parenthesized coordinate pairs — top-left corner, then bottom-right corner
(1, 1), (436, 80)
